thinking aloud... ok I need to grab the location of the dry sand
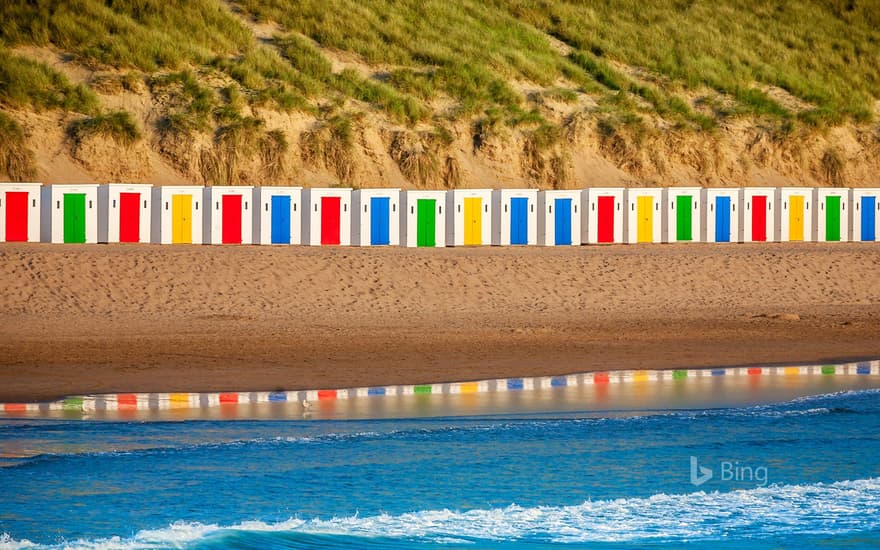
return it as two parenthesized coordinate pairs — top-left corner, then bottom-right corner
(1, 242), (879, 402)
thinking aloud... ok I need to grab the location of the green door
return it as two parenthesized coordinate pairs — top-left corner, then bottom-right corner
(826, 196), (840, 241)
(416, 199), (435, 247)
(63, 193), (86, 243)
(676, 195), (692, 241)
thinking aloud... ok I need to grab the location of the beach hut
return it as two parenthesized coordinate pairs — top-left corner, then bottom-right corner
(777, 187), (813, 242)
(0, 183), (41, 242)
(446, 189), (492, 246)
(814, 188), (849, 242)
(538, 190), (581, 246)
(625, 188), (664, 244)
(584, 188), (624, 244)
(97, 183), (152, 243)
(492, 189), (538, 246)
(852, 188), (880, 242)
(742, 187), (776, 242)
(665, 187), (701, 243)
(401, 190), (446, 247)
(204, 186), (254, 245)
(150, 186), (204, 244)
(353, 188), (400, 246)
(41, 184), (99, 244)
(303, 188), (352, 246)
(702, 188), (741, 243)
(253, 186), (302, 245)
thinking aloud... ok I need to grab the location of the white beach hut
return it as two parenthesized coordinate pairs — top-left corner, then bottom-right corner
(625, 188), (664, 244)
(584, 188), (625, 244)
(303, 188), (352, 246)
(0, 182), (41, 242)
(538, 190), (581, 246)
(777, 187), (814, 242)
(814, 188), (849, 242)
(665, 187), (701, 243)
(492, 189), (538, 246)
(253, 186), (302, 245)
(98, 183), (152, 243)
(151, 186), (204, 244)
(353, 188), (400, 246)
(204, 186), (254, 245)
(702, 188), (742, 243)
(742, 187), (776, 243)
(401, 190), (446, 248)
(446, 189), (492, 246)
(42, 184), (99, 244)
(852, 188), (880, 242)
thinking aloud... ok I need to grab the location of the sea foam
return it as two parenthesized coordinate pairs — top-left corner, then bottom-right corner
(3, 477), (878, 549)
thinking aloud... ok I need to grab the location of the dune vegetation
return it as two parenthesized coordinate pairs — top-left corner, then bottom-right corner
(0, 0), (878, 187)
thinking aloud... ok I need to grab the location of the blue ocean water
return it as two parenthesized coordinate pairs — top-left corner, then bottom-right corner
(1, 385), (879, 548)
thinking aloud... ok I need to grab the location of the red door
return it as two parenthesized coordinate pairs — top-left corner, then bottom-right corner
(119, 192), (140, 243)
(752, 195), (767, 241)
(5, 192), (28, 242)
(597, 196), (614, 243)
(222, 194), (242, 244)
(321, 196), (341, 245)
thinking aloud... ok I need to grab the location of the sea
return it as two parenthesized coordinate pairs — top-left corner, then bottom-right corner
(1, 370), (879, 549)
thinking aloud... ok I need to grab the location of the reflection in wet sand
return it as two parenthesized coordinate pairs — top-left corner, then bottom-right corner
(1, 364), (877, 422)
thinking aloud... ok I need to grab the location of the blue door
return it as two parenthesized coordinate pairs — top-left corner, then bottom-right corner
(370, 196), (390, 245)
(863, 196), (876, 241)
(715, 196), (730, 242)
(510, 197), (528, 245)
(270, 195), (291, 244)
(554, 198), (572, 245)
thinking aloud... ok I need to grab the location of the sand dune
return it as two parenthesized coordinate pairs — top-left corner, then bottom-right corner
(1, 242), (878, 401)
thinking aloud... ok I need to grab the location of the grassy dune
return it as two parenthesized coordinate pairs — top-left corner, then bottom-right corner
(0, 0), (878, 185)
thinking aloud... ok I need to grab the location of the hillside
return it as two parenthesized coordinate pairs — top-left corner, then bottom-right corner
(1, 0), (879, 188)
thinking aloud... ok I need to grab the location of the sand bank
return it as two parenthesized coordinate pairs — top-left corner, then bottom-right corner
(1, 243), (878, 402)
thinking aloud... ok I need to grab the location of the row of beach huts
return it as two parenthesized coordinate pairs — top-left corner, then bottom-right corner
(0, 183), (878, 246)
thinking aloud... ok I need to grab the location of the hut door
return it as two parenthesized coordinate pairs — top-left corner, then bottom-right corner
(370, 196), (390, 245)
(554, 198), (572, 245)
(416, 199), (435, 247)
(119, 192), (140, 243)
(171, 195), (192, 244)
(675, 195), (692, 241)
(221, 195), (242, 244)
(597, 196), (614, 243)
(271, 195), (291, 244)
(63, 193), (86, 243)
(637, 196), (653, 243)
(862, 197), (876, 241)
(825, 196), (840, 241)
(463, 197), (482, 245)
(752, 195), (767, 241)
(4, 191), (28, 242)
(320, 196), (341, 245)
(715, 196), (731, 242)
(510, 197), (528, 245)
(789, 195), (804, 241)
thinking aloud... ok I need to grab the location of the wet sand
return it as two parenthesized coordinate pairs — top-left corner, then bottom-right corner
(1, 242), (879, 402)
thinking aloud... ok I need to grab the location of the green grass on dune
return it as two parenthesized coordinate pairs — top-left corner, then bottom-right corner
(0, 0), (878, 130)
(0, 49), (98, 113)
(0, 0), (251, 70)
(233, 0), (880, 125)
(500, 0), (879, 124)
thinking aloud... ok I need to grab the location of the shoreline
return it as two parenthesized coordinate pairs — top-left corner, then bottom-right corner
(1, 242), (879, 402)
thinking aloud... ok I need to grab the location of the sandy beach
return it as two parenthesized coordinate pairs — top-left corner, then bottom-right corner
(0, 242), (878, 402)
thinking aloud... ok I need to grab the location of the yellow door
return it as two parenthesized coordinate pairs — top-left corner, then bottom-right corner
(171, 194), (192, 244)
(463, 197), (482, 245)
(637, 196), (653, 243)
(789, 195), (804, 241)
